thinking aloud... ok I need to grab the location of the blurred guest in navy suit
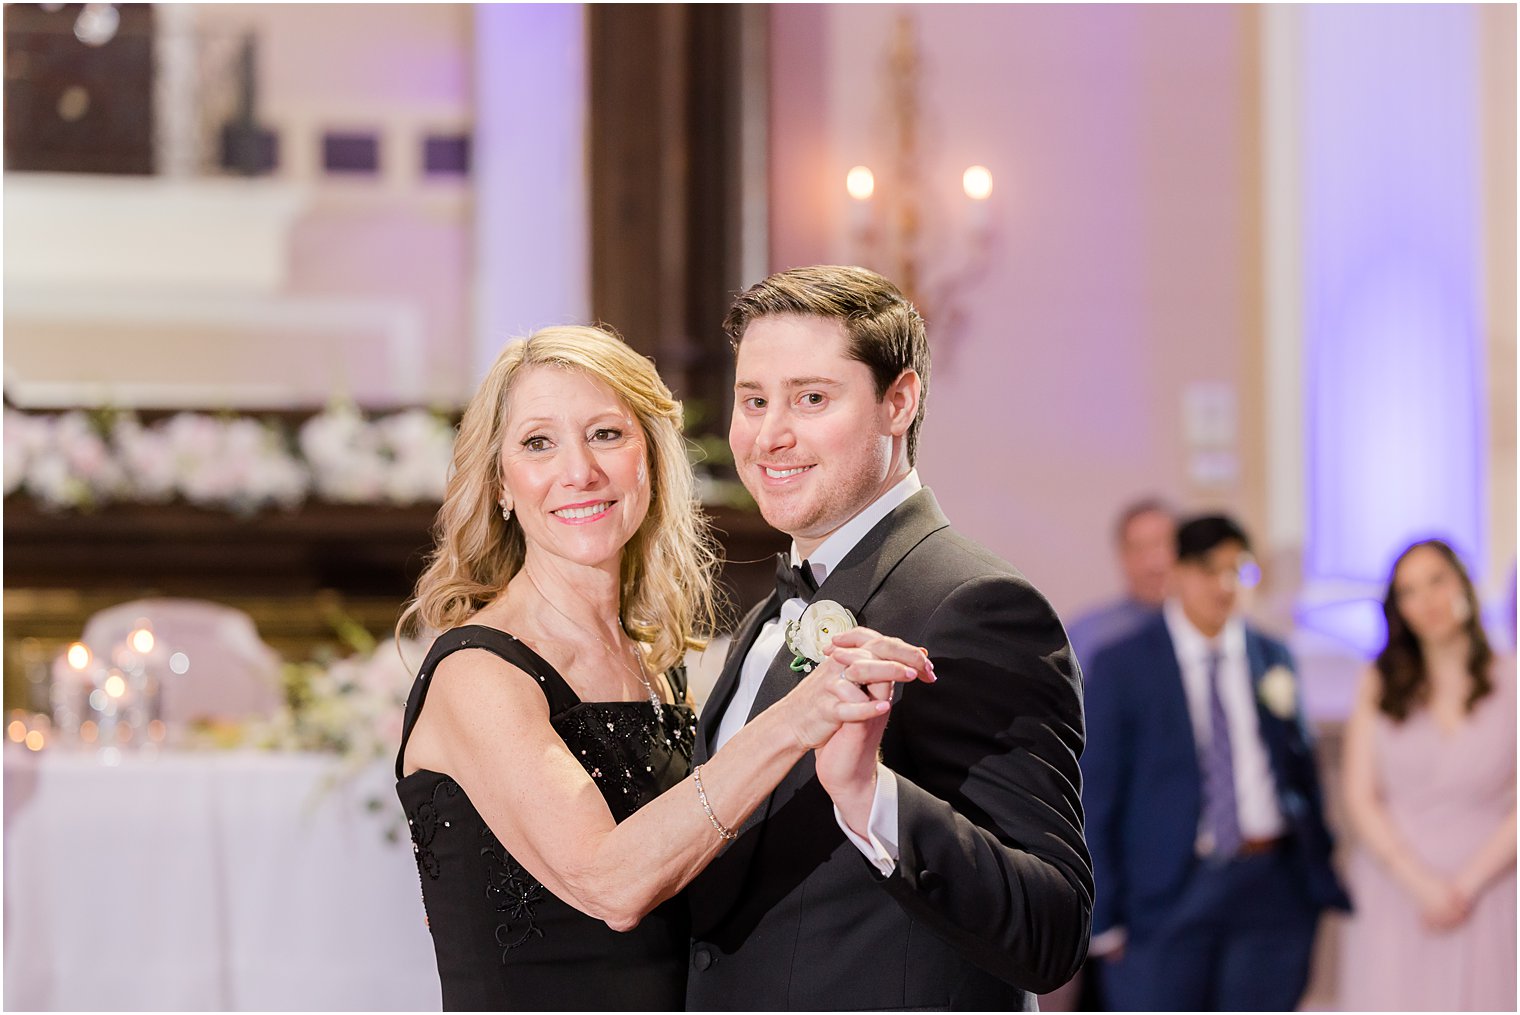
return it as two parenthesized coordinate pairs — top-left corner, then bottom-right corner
(1067, 498), (1176, 672)
(1083, 514), (1349, 1011)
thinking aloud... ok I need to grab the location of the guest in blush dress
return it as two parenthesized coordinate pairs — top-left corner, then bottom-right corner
(1339, 539), (1517, 1011)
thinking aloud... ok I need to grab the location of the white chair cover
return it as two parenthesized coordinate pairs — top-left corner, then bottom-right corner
(80, 598), (281, 723)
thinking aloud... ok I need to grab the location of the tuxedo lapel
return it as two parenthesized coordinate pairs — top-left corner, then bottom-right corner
(687, 597), (784, 926)
(743, 639), (806, 725)
(742, 488), (952, 728)
(695, 594), (781, 763)
(817, 488), (951, 619)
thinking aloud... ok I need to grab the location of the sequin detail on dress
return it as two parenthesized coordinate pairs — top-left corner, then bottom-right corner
(554, 704), (697, 817)
(409, 777), (461, 880)
(482, 827), (546, 958)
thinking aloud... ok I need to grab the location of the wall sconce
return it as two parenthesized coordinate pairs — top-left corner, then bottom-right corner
(844, 13), (997, 362)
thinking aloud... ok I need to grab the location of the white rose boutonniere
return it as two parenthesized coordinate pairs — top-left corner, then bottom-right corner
(1257, 665), (1298, 719)
(785, 600), (858, 673)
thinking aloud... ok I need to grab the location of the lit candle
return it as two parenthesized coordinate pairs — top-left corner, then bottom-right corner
(962, 165), (993, 201)
(846, 165), (875, 232)
(962, 165), (993, 232)
(66, 642), (92, 670)
(847, 165), (876, 201)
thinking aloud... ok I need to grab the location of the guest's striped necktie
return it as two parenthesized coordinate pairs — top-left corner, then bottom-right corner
(1202, 648), (1243, 857)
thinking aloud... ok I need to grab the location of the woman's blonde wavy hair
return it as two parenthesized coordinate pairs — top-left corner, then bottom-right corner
(398, 324), (720, 674)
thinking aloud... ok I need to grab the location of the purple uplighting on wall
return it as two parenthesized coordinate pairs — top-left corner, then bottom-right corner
(1300, 5), (1484, 654)
(471, 4), (589, 380)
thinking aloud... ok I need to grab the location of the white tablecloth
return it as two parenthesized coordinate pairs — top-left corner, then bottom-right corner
(4, 747), (440, 1011)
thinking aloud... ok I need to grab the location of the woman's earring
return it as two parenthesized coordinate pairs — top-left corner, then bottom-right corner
(501, 504), (512, 522)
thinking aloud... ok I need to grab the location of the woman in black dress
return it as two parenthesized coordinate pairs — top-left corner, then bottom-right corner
(395, 325), (929, 1010)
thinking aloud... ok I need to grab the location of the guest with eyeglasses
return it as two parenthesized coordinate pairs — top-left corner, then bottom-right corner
(1081, 513), (1349, 1010)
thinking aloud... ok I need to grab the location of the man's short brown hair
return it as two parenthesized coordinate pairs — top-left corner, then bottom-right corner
(723, 265), (931, 465)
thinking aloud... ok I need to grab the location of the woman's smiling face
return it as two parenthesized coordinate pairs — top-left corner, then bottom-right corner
(499, 365), (651, 572)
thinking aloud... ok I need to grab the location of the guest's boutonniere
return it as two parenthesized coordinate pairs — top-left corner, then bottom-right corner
(785, 600), (858, 673)
(1257, 665), (1298, 719)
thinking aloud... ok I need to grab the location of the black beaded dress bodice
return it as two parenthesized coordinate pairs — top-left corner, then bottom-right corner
(395, 625), (697, 1011)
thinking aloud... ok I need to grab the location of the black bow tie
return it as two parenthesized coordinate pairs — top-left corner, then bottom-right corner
(775, 553), (819, 604)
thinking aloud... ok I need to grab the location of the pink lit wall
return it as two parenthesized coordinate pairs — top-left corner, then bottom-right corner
(771, 5), (1267, 618)
(199, 4), (476, 406)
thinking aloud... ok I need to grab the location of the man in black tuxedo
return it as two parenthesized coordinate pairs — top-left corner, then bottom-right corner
(685, 265), (1092, 1010)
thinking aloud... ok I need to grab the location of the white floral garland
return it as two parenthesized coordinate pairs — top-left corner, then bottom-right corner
(3, 404), (456, 513)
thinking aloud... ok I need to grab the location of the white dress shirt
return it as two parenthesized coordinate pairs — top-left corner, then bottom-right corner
(711, 470), (921, 874)
(1162, 599), (1286, 852)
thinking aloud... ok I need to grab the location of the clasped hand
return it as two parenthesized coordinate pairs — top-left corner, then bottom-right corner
(782, 627), (934, 832)
(783, 625), (934, 750)
(1414, 873), (1474, 932)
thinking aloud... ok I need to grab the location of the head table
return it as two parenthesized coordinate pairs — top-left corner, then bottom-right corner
(4, 746), (440, 1011)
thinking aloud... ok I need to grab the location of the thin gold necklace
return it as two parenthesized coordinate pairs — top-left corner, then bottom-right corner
(521, 566), (663, 719)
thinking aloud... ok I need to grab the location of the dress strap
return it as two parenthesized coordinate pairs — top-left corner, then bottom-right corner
(394, 624), (578, 781)
(666, 663), (689, 706)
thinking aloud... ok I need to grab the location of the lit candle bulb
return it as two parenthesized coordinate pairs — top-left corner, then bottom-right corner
(962, 165), (993, 202)
(963, 165), (994, 235)
(847, 165), (876, 202)
(846, 165), (875, 233)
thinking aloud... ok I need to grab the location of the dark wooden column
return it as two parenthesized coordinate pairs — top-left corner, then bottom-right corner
(588, 4), (767, 423)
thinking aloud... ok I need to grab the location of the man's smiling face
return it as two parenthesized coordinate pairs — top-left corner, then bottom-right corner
(729, 314), (906, 556)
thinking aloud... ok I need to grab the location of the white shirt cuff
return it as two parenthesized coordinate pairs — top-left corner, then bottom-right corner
(833, 762), (899, 875)
(1089, 926), (1127, 958)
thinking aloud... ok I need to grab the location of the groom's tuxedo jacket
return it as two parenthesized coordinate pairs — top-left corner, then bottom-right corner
(685, 489), (1093, 1011)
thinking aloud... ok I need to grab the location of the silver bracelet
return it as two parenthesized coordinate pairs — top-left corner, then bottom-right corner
(692, 764), (737, 841)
